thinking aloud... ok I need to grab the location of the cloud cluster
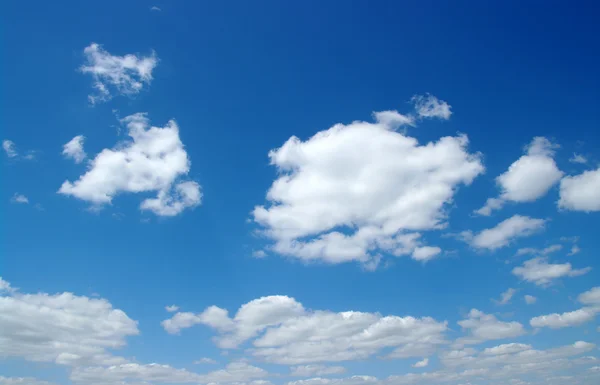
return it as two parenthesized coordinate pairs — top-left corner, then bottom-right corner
(80, 43), (158, 104)
(58, 113), (201, 216)
(253, 98), (483, 267)
(283, 340), (597, 385)
(475, 137), (563, 216)
(70, 361), (269, 385)
(455, 309), (525, 346)
(0, 377), (57, 385)
(0, 277), (138, 367)
(291, 365), (347, 377)
(162, 295), (448, 364)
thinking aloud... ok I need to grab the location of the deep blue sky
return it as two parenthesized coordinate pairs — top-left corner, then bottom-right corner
(1, 1), (600, 385)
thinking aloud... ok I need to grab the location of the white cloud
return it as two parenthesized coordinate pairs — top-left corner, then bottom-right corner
(462, 215), (546, 250)
(165, 305), (179, 312)
(493, 288), (516, 305)
(252, 250), (268, 258)
(58, 113), (201, 216)
(411, 246), (441, 262)
(252, 105), (483, 267)
(411, 358), (429, 368)
(455, 309), (525, 346)
(2, 140), (35, 160)
(291, 365), (347, 377)
(411, 94), (452, 120)
(71, 361), (268, 385)
(0, 377), (58, 385)
(162, 295), (448, 364)
(474, 197), (504, 216)
(512, 257), (591, 286)
(524, 295), (537, 305)
(0, 278), (138, 366)
(482, 343), (531, 356)
(568, 245), (581, 256)
(569, 153), (587, 164)
(62, 135), (86, 163)
(0, 278), (15, 293)
(475, 137), (563, 216)
(10, 193), (29, 204)
(150, 6), (162, 11)
(578, 287), (600, 305)
(372, 110), (415, 129)
(194, 357), (218, 365)
(284, 340), (598, 385)
(3, 140), (17, 158)
(558, 168), (600, 212)
(516, 244), (562, 257)
(529, 287), (600, 330)
(530, 308), (598, 329)
(80, 43), (158, 104)
(436, 340), (596, 382)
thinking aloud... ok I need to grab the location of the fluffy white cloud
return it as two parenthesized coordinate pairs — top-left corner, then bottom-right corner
(437, 340), (596, 382)
(529, 287), (600, 329)
(3, 140), (17, 158)
(455, 309), (525, 346)
(512, 257), (591, 286)
(58, 113), (201, 216)
(71, 361), (268, 385)
(0, 377), (57, 385)
(493, 288), (516, 305)
(530, 308), (598, 329)
(150, 6), (161, 11)
(411, 358), (429, 368)
(569, 153), (587, 164)
(0, 278), (138, 366)
(291, 365), (347, 377)
(80, 43), (158, 104)
(462, 215), (546, 250)
(482, 343), (531, 356)
(558, 168), (600, 212)
(578, 287), (600, 305)
(475, 137), (563, 216)
(62, 135), (86, 163)
(165, 305), (179, 312)
(411, 94), (452, 120)
(411, 246), (442, 262)
(524, 295), (537, 305)
(253, 103), (483, 267)
(10, 193), (29, 204)
(162, 295), (448, 364)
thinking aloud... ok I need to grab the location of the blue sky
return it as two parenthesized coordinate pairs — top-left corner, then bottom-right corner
(1, 1), (600, 385)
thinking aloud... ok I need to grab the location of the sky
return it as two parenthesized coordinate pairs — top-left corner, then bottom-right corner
(1, 1), (600, 385)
